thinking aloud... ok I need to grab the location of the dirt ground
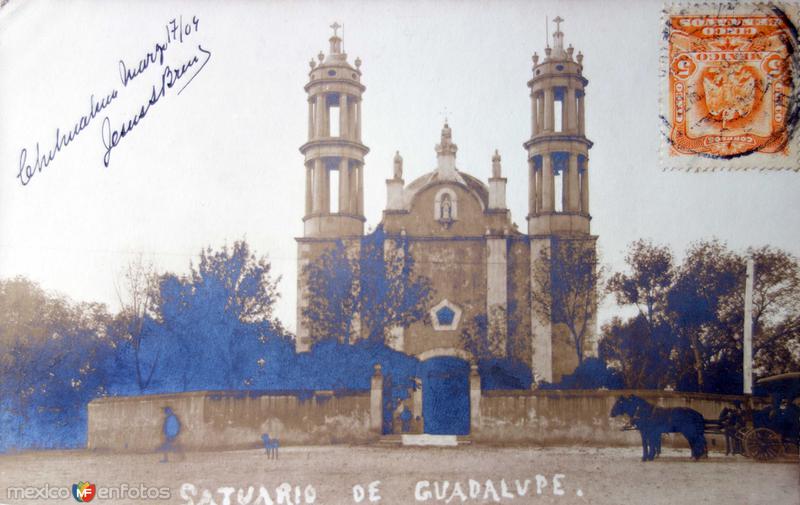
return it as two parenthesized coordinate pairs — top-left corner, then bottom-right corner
(0, 445), (797, 505)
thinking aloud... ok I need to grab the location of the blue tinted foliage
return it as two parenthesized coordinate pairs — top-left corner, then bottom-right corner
(538, 357), (624, 390)
(0, 240), (421, 451)
(0, 288), (115, 451)
(303, 225), (433, 346)
(478, 358), (533, 390)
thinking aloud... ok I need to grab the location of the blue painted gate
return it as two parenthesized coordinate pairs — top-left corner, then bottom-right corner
(420, 357), (470, 435)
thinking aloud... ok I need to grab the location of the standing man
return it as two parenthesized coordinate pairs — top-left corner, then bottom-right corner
(160, 406), (182, 462)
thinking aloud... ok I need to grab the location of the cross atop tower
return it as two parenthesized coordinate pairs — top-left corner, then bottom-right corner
(438, 106), (450, 123)
(328, 22), (343, 55)
(551, 15), (566, 55)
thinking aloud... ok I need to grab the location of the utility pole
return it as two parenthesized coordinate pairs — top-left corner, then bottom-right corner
(743, 258), (754, 395)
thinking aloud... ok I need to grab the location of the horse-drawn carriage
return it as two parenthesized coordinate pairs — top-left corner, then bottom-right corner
(611, 372), (800, 462)
(722, 372), (800, 461)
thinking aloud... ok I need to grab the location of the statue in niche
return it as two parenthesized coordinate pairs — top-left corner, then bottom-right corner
(440, 193), (453, 221)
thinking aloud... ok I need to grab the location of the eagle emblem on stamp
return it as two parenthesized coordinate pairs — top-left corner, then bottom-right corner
(662, 3), (800, 170)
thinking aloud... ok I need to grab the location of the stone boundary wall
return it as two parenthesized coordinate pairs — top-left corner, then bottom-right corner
(472, 389), (765, 450)
(87, 389), (375, 452)
(88, 377), (764, 452)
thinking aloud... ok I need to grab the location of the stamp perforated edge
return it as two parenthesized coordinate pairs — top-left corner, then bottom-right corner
(659, 1), (800, 172)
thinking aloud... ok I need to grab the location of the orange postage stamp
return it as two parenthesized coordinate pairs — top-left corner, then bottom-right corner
(662, 3), (800, 170)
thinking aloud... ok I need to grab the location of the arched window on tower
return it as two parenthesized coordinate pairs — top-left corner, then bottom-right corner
(434, 188), (458, 226)
(552, 152), (569, 213)
(554, 87), (565, 132)
(328, 99), (340, 137)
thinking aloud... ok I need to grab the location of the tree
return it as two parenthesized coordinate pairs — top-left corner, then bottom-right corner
(303, 226), (433, 346)
(302, 241), (360, 344)
(153, 240), (285, 390)
(0, 277), (76, 345)
(603, 240), (677, 388)
(606, 239), (674, 328)
(459, 305), (532, 390)
(460, 311), (502, 361)
(603, 238), (800, 393)
(532, 238), (602, 364)
(599, 315), (676, 389)
(0, 278), (113, 450)
(667, 239), (740, 391)
(748, 246), (800, 376)
(113, 256), (160, 392)
(667, 241), (800, 390)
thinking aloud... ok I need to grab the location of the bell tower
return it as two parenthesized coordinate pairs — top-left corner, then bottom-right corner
(296, 24), (369, 352)
(300, 22), (369, 238)
(526, 16), (591, 234)
(526, 17), (597, 383)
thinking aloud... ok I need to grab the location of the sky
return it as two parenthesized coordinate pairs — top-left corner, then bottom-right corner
(1, 0), (798, 332)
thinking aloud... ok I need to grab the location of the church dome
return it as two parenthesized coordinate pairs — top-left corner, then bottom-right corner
(400, 123), (489, 210)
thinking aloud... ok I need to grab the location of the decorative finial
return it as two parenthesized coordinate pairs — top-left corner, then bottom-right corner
(567, 44), (574, 60)
(355, 57), (362, 69)
(492, 149), (502, 178)
(441, 121), (452, 143)
(393, 151), (403, 180)
(577, 51), (584, 65)
(435, 120), (458, 160)
(309, 59), (316, 69)
(532, 53), (539, 66)
(330, 21), (341, 37)
(318, 51), (324, 62)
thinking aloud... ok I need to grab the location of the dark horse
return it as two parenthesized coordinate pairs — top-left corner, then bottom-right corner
(611, 395), (707, 461)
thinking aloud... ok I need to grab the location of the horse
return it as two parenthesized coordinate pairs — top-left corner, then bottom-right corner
(611, 396), (661, 460)
(611, 395), (707, 461)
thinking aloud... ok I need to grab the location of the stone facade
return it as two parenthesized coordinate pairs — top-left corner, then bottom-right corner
(296, 20), (598, 383)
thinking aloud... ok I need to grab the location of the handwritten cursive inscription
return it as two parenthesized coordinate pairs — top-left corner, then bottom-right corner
(17, 90), (118, 186)
(101, 45), (211, 167)
(119, 16), (200, 87)
(14, 15), (209, 186)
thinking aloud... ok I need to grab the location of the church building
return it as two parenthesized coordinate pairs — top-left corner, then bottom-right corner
(296, 19), (597, 384)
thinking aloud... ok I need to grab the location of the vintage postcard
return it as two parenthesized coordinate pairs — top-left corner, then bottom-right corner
(1, 1), (799, 504)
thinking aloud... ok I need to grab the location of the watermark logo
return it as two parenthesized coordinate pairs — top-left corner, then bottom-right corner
(5, 482), (168, 501)
(72, 482), (96, 502)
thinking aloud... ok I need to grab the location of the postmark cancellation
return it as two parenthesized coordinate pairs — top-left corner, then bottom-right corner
(661, 2), (800, 171)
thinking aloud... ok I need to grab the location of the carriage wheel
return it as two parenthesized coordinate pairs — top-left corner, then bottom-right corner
(744, 428), (784, 461)
(736, 428), (751, 457)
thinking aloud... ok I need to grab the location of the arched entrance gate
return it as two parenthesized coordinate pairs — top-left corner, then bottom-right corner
(417, 348), (472, 435)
